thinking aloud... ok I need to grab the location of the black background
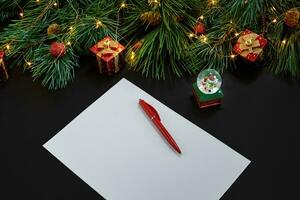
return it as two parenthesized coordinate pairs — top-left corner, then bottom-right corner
(1, 57), (300, 200)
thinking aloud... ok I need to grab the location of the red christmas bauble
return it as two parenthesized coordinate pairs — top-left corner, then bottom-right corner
(133, 41), (143, 50)
(50, 42), (66, 58)
(194, 23), (206, 35)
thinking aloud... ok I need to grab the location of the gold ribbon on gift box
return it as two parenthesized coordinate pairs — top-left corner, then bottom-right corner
(0, 52), (9, 81)
(96, 39), (121, 73)
(238, 33), (262, 57)
(96, 39), (120, 58)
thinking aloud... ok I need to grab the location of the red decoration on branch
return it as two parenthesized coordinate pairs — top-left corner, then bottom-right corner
(50, 42), (66, 58)
(194, 22), (206, 35)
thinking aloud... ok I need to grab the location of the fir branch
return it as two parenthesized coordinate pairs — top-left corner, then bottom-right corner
(124, 0), (198, 79)
(31, 44), (78, 90)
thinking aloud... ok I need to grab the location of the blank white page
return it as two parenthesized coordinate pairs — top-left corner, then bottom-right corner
(44, 78), (250, 200)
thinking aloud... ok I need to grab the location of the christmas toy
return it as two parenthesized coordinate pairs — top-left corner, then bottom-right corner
(193, 69), (224, 108)
(90, 36), (125, 75)
(233, 29), (267, 62)
(50, 42), (66, 58)
(284, 9), (300, 27)
(47, 23), (61, 35)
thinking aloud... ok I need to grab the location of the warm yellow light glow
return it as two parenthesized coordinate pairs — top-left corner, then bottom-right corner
(26, 62), (32, 66)
(234, 33), (239, 37)
(230, 54), (236, 59)
(120, 2), (126, 8)
(6, 44), (11, 50)
(130, 52), (136, 60)
(282, 40), (287, 44)
(199, 35), (208, 43)
(272, 18), (277, 23)
(96, 20), (103, 28)
(54, 2), (58, 7)
(199, 15), (204, 20)
(189, 33), (194, 38)
(69, 26), (73, 31)
(66, 41), (71, 46)
(36, 0), (40, 3)
(210, 0), (217, 5)
(19, 12), (24, 17)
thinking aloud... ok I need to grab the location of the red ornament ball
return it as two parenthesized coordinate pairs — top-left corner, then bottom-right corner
(133, 41), (143, 50)
(194, 22), (206, 35)
(50, 42), (66, 58)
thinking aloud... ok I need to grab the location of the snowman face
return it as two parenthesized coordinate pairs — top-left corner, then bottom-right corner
(197, 69), (222, 94)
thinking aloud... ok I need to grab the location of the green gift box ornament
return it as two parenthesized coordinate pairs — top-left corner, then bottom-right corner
(192, 69), (224, 108)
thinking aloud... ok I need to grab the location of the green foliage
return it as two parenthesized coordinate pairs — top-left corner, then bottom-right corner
(190, 0), (300, 77)
(1, 0), (300, 90)
(0, 0), (116, 89)
(0, 0), (27, 22)
(32, 44), (78, 90)
(123, 0), (198, 79)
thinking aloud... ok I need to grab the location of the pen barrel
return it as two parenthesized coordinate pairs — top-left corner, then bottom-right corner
(152, 119), (182, 154)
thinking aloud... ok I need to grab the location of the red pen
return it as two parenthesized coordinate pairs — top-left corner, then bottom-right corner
(139, 99), (182, 154)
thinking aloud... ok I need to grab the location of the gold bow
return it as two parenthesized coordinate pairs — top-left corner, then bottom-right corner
(238, 33), (262, 57)
(97, 39), (119, 57)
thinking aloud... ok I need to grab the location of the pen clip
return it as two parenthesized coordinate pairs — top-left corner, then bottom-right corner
(144, 101), (161, 121)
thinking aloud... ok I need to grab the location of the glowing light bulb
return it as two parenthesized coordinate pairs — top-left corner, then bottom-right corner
(189, 33), (194, 38)
(19, 12), (24, 17)
(199, 15), (204, 20)
(234, 33), (239, 37)
(130, 52), (136, 60)
(66, 41), (71, 46)
(230, 54), (236, 59)
(199, 35), (208, 43)
(69, 26), (73, 31)
(26, 62), (32, 67)
(6, 44), (11, 50)
(54, 2), (58, 7)
(120, 2), (126, 8)
(272, 18), (277, 23)
(96, 20), (103, 28)
(282, 40), (286, 44)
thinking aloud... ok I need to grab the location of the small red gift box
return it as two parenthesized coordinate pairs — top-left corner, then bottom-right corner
(0, 51), (9, 81)
(90, 36), (125, 75)
(233, 29), (267, 62)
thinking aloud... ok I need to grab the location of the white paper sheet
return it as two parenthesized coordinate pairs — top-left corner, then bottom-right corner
(44, 78), (250, 200)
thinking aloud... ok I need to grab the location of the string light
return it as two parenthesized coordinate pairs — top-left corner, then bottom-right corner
(69, 26), (73, 31)
(130, 51), (136, 60)
(120, 2), (126, 8)
(96, 20), (103, 29)
(272, 18), (277, 23)
(53, 2), (58, 7)
(26, 61), (32, 67)
(188, 33), (195, 38)
(66, 41), (71, 46)
(199, 35), (208, 43)
(19, 12), (24, 17)
(209, 0), (218, 6)
(199, 15), (204, 20)
(282, 40), (287, 44)
(5, 44), (11, 50)
(36, 0), (40, 3)
(234, 32), (239, 37)
(230, 54), (236, 59)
